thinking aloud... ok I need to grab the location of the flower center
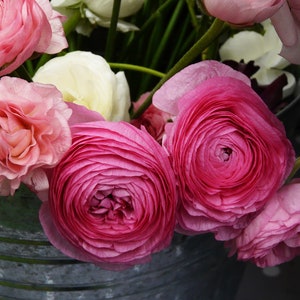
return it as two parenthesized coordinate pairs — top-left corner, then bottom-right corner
(219, 147), (232, 162)
(88, 188), (133, 222)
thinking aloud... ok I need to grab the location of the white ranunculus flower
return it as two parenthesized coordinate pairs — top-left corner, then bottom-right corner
(219, 20), (296, 98)
(51, 0), (144, 34)
(84, 0), (144, 18)
(33, 51), (131, 122)
(83, 8), (140, 33)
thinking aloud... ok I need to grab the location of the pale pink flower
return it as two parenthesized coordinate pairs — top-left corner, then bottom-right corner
(153, 60), (251, 116)
(39, 121), (177, 269)
(0, 76), (72, 196)
(66, 102), (105, 126)
(270, 0), (300, 64)
(202, 0), (284, 25)
(0, 0), (67, 76)
(35, 0), (68, 54)
(153, 60), (295, 241)
(233, 179), (300, 267)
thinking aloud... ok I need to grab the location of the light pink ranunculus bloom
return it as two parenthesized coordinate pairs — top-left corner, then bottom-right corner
(153, 60), (251, 116)
(270, 0), (300, 64)
(66, 102), (105, 126)
(153, 60), (295, 241)
(39, 121), (177, 269)
(0, 0), (67, 76)
(131, 93), (171, 143)
(233, 179), (300, 267)
(202, 0), (285, 25)
(0, 76), (72, 196)
(35, 0), (68, 54)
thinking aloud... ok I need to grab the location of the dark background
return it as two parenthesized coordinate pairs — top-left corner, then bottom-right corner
(235, 257), (300, 300)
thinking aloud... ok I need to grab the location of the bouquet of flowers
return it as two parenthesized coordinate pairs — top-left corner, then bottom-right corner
(1, 0), (300, 271)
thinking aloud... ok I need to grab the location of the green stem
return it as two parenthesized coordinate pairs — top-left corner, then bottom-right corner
(121, 0), (176, 60)
(166, 7), (195, 70)
(139, 0), (177, 35)
(109, 63), (165, 78)
(149, 0), (184, 69)
(105, 0), (121, 61)
(63, 9), (81, 36)
(142, 13), (164, 68)
(25, 60), (34, 77)
(138, 0), (184, 93)
(35, 54), (52, 72)
(131, 18), (226, 119)
(186, 0), (199, 32)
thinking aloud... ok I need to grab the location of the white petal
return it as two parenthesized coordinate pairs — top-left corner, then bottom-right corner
(84, 9), (140, 32)
(253, 68), (296, 98)
(219, 31), (265, 62)
(84, 0), (144, 18)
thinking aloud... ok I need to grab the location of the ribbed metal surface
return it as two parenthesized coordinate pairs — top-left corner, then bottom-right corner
(0, 187), (244, 299)
(0, 232), (245, 300)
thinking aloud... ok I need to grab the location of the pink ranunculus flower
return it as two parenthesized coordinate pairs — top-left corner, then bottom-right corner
(201, 0), (285, 25)
(153, 60), (251, 116)
(270, 0), (300, 64)
(0, 0), (67, 76)
(35, 0), (68, 54)
(0, 76), (72, 196)
(34, 101), (105, 203)
(39, 121), (177, 269)
(153, 60), (295, 241)
(131, 92), (171, 143)
(232, 179), (300, 267)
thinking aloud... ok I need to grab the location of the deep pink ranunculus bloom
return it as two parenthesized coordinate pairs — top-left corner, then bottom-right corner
(232, 179), (300, 267)
(153, 61), (295, 241)
(0, 76), (72, 196)
(39, 121), (177, 269)
(0, 0), (67, 76)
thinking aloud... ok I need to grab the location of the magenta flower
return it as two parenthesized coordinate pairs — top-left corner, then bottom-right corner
(0, 0), (67, 76)
(0, 76), (72, 195)
(153, 60), (295, 241)
(39, 121), (177, 269)
(233, 180), (300, 267)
